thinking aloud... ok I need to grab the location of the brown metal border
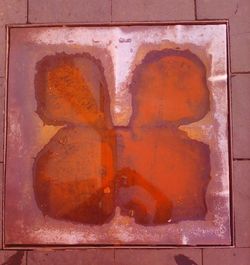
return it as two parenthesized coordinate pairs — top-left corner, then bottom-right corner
(2, 20), (233, 250)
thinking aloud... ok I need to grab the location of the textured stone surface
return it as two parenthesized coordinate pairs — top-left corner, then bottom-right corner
(203, 248), (250, 265)
(232, 74), (250, 158)
(28, 249), (115, 265)
(0, 0), (27, 25)
(196, 0), (250, 33)
(230, 33), (250, 73)
(0, 0), (27, 77)
(0, 251), (26, 264)
(112, 0), (195, 21)
(115, 249), (202, 265)
(233, 161), (250, 247)
(197, 0), (238, 22)
(196, 0), (250, 72)
(29, 0), (111, 23)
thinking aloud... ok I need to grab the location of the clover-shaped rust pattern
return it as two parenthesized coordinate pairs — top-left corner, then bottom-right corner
(33, 49), (210, 226)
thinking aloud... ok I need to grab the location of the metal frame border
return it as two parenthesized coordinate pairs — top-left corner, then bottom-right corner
(3, 20), (233, 250)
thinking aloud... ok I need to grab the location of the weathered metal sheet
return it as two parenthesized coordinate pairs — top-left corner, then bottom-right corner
(5, 24), (230, 246)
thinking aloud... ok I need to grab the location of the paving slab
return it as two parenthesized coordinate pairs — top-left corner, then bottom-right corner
(112, 0), (195, 21)
(0, 251), (26, 264)
(230, 33), (250, 73)
(196, 0), (250, 72)
(0, 0), (27, 77)
(28, 249), (115, 265)
(0, 0), (27, 25)
(115, 249), (202, 265)
(29, 0), (111, 23)
(232, 74), (250, 158)
(203, 247), (250, 265)
(233, 161), (250, 247)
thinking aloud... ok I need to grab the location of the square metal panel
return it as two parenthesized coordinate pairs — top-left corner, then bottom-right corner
(4, 23), (231, 247)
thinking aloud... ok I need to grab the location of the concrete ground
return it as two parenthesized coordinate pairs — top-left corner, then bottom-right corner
(0, 0), (250, 264)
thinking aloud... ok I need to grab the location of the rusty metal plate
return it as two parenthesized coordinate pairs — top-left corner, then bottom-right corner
(4, 23), (231, 247)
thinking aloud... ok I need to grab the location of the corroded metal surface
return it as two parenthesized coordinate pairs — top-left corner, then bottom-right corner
(5, 24), (230, 246)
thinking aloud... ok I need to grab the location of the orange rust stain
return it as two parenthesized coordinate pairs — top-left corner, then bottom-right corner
(116, 128), (210, 222)
(34, 53), (112, 128)
(116, 49), (210, 224)
(129, 49), (209, 126)
(33, 49), (210, 226)
(34, 127), (115, 224)
(116, 166), (173, 224)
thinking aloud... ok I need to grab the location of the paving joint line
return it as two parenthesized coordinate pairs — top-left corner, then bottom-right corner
(194, 0), (198, 20)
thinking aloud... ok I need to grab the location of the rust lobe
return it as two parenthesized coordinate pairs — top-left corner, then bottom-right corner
(34, 52), (112, 128)
(128, 48), (210, 127)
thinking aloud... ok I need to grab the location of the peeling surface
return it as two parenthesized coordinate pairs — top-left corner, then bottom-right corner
(5, 24), (230, 246)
